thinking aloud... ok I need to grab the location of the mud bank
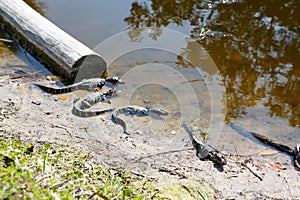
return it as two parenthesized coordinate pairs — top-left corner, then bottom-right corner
(0, 76), (299, 199)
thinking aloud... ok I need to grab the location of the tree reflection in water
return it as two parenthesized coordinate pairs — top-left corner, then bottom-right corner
(124, 0), (300, 127)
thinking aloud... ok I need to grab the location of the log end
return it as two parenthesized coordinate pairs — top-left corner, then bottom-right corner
(73, 54), (107, 82)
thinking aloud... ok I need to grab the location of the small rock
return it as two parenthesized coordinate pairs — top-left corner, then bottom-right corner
(84, 162), (93, 170)
(171, 130), (176, 135)
(136, 131), (142, 135)
(143, 99), (151, 104)
(31, 100), (41, 105)
(36, 130), (44, 137)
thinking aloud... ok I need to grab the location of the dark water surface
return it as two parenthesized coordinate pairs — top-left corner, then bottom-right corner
(36, 0), (136, 48)
(1, 0), (299, 148)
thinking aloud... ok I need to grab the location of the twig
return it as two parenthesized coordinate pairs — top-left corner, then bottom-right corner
(134, 147), (193, 162)
(181, 184), (194, 198)
(241, 162), (263, 181)
(130, 170), (156, 179)
(234, 145), (240, 159)
(0, 38), (12, 43)
(50, 123), (72, 138)
(283, 175), (293, 198)
(88, 192), (109, 200)
(176, 163), (203, 172)
(51, 179), (69, 189)
(158, 167), (187, 178)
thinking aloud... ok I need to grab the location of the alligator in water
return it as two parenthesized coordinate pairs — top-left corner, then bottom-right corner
(183, 123), (227, 167)
(71, 88), (117, 117)
(251, 132), (300, 169)
(34, 76), (124, 94)
(71, 87), (168, 134)
(34, 75), (167, 134)
(111, 105), (168, 134)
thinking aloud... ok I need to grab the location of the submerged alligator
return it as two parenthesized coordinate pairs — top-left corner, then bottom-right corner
(110, 105), (168, 134)
(251, 132), (300, 169)
(35, 76), (168, 134)
(183, 123), (227, 167)
(34, 76), (124, 94)
(72, 89), (168, 134)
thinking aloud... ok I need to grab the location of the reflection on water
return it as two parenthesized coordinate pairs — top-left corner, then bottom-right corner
(125, 0), (300, 127)
(0, 30), (32, 76)
(0, 28), (53, 78)
(0, 0), (54, 77)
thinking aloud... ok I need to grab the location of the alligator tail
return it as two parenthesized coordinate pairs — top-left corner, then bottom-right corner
(72, 108), (113, 118)
(34, 84), (72, 94)
(111, 114), (128, 134)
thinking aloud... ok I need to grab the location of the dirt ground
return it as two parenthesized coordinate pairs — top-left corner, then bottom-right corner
(1, 76), (300, 200)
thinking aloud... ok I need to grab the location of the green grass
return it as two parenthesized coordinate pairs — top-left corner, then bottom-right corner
(0, 135), (214, 199)
(0, 138), (155, 199)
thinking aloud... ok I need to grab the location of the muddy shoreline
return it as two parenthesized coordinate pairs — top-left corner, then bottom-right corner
(1, 76), (299, 199)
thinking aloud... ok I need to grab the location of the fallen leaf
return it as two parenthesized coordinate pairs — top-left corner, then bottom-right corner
(93, 87), (101, 91)
(58, 95), (70, 100)
(31, 93), (39, 98)
(18, 86), (27, 93)
(259, 149), (278, 156)
(46, 75), (63, 81)
(54, 76), (63, 81)
(273, 163), (286, 170)
(46, 75), (53, 81)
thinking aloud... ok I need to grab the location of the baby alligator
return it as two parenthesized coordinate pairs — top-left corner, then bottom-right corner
(183, 123), (227, 167)
(111, 105), (168, 134)
(71, 88), (117, 117)
(72, 92), (168, 134)
(34, 76), (124, 94)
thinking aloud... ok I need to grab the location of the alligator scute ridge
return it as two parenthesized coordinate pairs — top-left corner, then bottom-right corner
(34, 76), (124, 94)
(73, 93), (168, 134)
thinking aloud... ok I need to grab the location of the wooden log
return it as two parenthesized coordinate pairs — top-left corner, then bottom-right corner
(0, 0), (107, 81)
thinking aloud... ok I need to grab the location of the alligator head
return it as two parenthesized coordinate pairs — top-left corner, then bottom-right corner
(147, 105), (168, 116)
(105, 76), (125, 85)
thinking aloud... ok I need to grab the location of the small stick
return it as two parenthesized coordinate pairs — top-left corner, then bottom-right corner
(283, 176), (293, 197)
(50, 123), (72, 137)
(134, 147), (193, 162)
(88, 192), (109, 200)
(241, 162), (263, 181)
(0, 38), (13, 43)
(234, 145), (240, 159)
(159, 167), (187, 178)
(130, 170), (156, 179)
(51, 179), (69, 189)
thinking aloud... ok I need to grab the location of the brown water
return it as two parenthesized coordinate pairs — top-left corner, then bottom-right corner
(121, 0), (300, 127)
(0, 28), (53, 78)
(1, 0), (299, 149)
